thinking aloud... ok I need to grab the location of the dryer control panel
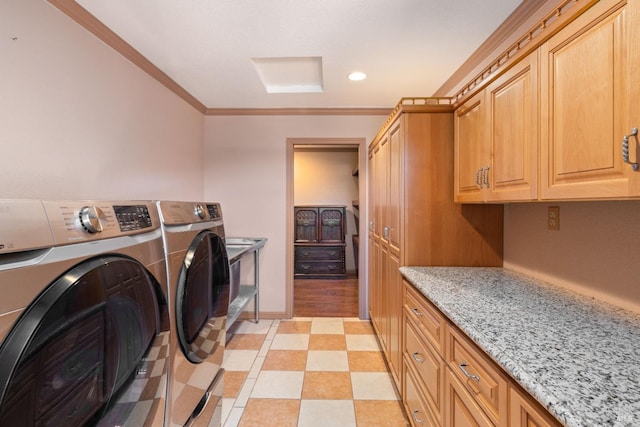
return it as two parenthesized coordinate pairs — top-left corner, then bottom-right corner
(43, 200), (160, 245)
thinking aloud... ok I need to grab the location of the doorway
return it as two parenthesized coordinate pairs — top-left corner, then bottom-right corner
(286, 138), (368, 319)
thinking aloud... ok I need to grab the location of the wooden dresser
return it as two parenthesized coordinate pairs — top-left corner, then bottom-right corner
(294, 205), (347, 279)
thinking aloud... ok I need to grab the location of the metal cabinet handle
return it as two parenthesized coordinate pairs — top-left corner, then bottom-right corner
(475, 168), (482, 188)
(622, 128), (639, 171)
(411, 409), (424, 425)
(459, 362), (480, 382)
(411, 307), (423, 317)
(383, 226), (390, 240)
(411, 352), (425, 364)
(369, 221), (374, 232)
(483, 165), (491, 188)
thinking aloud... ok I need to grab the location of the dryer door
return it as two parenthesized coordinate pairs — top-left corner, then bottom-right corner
(0, 256), (169, 427)
(176, 231), (230, 363)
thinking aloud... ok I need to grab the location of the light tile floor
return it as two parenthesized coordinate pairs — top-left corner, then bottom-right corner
(221, 318), (409, 427)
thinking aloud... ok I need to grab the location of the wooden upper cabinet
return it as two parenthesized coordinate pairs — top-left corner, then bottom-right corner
(454, 52), (538, 203)
(454, 91), (487, 202)
(540, 0), (639, 199)
(486, 53), (538, 201)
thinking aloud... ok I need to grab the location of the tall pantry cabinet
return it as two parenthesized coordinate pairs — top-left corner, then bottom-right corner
(367, 100), (503, 389)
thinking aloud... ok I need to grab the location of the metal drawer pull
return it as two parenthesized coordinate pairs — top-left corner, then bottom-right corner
(622, 128), (639, 171)
(411, 409), (424, 425)
(483, 165), (490, 188)
(475, 168), (482, 188)
(411, 352), (425, 363)
(459, 362), (480, 382)
(411, 308), (423, 317)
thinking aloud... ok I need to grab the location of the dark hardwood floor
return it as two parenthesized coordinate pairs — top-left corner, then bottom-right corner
(293, 274), (359, 317)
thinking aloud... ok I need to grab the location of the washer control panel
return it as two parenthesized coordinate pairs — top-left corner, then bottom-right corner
(114, 205), (153, 231)
(43, 200), (160, 244)
(206, 203), (221, 221)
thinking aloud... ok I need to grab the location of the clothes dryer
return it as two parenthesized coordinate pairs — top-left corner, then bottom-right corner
(0, 200), (170, 426)
(156, 201), (229, 427)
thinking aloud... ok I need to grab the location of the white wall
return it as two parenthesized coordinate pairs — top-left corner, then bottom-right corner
(203, 115), (382, 316)
(0, 0), (204, 201)
(294, 148), (360, 272)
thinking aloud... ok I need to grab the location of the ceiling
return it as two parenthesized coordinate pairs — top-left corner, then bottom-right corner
(74, 0), (524, 109)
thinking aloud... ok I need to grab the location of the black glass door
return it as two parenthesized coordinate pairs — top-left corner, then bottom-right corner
(176, 232), (230, 363)
(0, 256), (168, 427)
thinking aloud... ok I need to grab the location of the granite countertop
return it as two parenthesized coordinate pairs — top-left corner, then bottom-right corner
(400, 267), (640, 427)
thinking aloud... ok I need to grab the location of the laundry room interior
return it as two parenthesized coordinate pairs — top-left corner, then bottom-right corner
(3, 0), (640, 426)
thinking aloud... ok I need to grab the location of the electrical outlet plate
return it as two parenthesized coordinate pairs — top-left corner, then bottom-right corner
(548, 206), (560, 230)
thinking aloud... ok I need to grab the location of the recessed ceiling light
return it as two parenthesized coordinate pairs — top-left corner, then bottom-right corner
(348, 71), (367, 81)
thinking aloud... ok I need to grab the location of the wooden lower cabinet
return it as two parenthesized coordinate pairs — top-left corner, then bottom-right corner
(402, 282), (561, 427)
(446, 327), (508, 426)
(444, 368), (494, 427)
(405, 363), (439, 427)
(509, 387), (561, 427)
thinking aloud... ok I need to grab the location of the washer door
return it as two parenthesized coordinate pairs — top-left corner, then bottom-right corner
(176, 231), (230, 363)
(0, 256), (169, 427)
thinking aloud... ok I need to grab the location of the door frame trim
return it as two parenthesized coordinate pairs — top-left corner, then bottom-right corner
(286, 137), (368, 319)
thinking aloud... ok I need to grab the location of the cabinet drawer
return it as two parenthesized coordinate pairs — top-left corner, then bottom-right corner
(446, 325), (508, 426)
(404, 282), (445, 354)
(404, 366), (438, 427)
(295, 261), (345, 275)
(295, 245), (344, 261)
(404, 319), (444, 425)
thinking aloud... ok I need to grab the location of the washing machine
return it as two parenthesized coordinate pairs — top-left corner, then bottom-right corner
(156, 201), (229, 427)
(0, 199), (170, 426)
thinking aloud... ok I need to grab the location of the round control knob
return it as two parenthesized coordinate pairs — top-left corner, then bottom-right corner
(79, 206), (105, 234)
(194, 204), (207, 220)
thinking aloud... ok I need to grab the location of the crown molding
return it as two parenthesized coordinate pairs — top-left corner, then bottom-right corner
(434, 0), (553, 98)
(47, 0), (208, 113)
(204, 107), (393, 116)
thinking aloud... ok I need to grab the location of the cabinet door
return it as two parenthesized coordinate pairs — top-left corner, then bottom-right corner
(387, 120), (402, 256)
(368, 150), (378, 324)
(295, 207), (318, 242)
(454, 91), (488, 202)
(540, 0), (633, 199)
(445, 368), (494, 427)
(319, 207), (344, 242)
(629, 0), (640, 195)
(486, 53), (538, 201)
(387, 249), (402, 386)
(509, 387), (561, 427)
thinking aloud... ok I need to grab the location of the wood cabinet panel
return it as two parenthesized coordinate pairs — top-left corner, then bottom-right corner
(455, 92), (487, 202)
(405, 365), (438, 427)
(455, 52), (537, 203)
(405, 318), (444, 426)
(486, 53), (538, 201)
(369, 103), (503, 398)
(445, 368), (494, 427)
(509, 387), (561, 427)
(540, 0), (635, 199)
(388, 120), (402, 256)
(405, 282), (446, 354)
(446, 326), (508, 427)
